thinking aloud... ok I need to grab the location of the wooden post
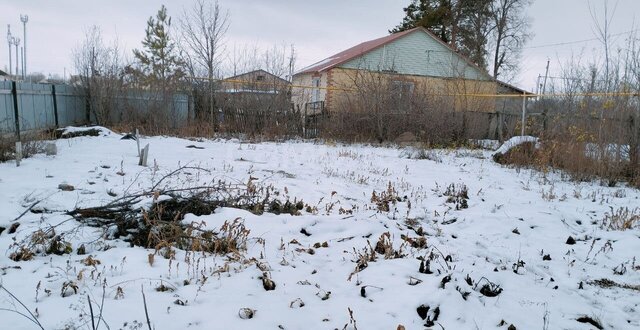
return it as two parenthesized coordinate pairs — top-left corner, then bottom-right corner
(135, 128), (141, 157)
(497, 111), (504, 142)
(52, 84), (59, 128)
(138, 144), (149, 167)
(15, 141), (22, 166)
(521, 93), (527, 136)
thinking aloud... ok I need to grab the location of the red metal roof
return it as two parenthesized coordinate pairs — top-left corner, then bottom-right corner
(296, 28), (419, 75)
(295, 27), (529, 92)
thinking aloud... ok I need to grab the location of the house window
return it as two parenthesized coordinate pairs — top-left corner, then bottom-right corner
(312, 77), (321, 103)
(256, 75), (265, 81)
(391, 80), (414, 112)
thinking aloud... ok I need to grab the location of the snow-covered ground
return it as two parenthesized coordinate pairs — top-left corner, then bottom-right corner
(1, 128), (639, 330)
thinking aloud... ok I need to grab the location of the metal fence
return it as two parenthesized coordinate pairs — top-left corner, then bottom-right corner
(0, 81), (190, 135)
(0, 81), (86, 134)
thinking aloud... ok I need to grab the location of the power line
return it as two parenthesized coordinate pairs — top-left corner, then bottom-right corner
(190, 76), (640, 98)
(524, 28), (640, 50)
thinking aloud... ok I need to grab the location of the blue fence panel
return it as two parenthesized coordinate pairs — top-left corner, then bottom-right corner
(55, 84), (86, 127)
(0, 81), (190, 134)
(0, 81), (15, 133)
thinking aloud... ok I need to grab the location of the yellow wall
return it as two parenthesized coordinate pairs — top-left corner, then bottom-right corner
(291, 72), (328, 113)
(325, 67), (497, 113)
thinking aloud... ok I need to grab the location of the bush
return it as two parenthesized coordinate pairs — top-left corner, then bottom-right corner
(0, 132), (50, 163)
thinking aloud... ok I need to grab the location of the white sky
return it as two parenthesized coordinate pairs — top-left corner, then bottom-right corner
(1, 0), (638, 91)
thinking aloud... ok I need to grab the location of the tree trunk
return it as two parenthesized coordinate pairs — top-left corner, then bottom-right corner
(208, 71), (215, 131)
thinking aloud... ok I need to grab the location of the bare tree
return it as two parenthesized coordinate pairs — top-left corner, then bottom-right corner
(229, 43), (260, 77)
(72, 26), (125, 125)
(489, 0), (532, 80)
(262, 44), (288, 78)
(227, 43), (296, 80)
(589, 0), (618, 92)
(179, 0), (230, 124)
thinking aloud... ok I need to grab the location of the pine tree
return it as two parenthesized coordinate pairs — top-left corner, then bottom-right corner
(132, 5), (185, 89)
(391, 0), (452, 42)
(390, 0), (492, 71)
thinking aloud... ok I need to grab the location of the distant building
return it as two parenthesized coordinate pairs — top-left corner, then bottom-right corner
(496, 80), (533, 115)
(217, 69), (292, 114)
(219, 69), (290, 94)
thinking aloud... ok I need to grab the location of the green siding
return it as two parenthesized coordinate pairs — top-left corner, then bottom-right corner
(340, 30), (489, 80)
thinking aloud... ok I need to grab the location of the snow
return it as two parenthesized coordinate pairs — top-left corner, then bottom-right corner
(297, 57), (337, 74)
(1, 130), (639, 330)
(471, 139), (501, 151)
(57, 125), (116, 137)
(493, 135), (539, 156)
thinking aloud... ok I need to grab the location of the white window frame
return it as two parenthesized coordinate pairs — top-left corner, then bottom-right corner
(312, 77), (321, 103)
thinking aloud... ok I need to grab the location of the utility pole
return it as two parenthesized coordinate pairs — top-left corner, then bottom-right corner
(6, 25), (12, 76)
(20, 15), (28, 79)
(541, 59), (550, 133)
(14, 37), (20, 79)
(21, 47), (24, 78)
(542, 59), (550, 95)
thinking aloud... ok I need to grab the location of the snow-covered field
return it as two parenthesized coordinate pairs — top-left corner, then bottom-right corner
(1, 128), (639, 330)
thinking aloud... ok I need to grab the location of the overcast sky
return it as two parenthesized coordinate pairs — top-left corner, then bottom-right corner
(1, 0), (638, 91)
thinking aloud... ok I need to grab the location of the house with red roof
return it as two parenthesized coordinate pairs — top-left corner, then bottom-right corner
(292, 27), (527, 116)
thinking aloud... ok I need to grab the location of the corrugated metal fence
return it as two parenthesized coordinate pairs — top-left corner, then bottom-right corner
(0, 81), (190, 134)
(1, 81), (86, 133)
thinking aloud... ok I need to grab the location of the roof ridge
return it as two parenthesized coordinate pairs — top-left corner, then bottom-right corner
(295, 26), (499, 83)
(295, 27), (421, 75)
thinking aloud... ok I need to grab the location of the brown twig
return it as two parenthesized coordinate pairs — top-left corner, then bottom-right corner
(141, 285), (152, 330)
(12, 200), (42, 222)
(87, 295), (96, 330)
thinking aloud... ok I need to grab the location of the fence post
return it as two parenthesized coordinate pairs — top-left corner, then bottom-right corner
(497, 111), (504, 142)
(11, 80), (22, 166)
(462, 111), (468, 139)
(520, 93), (527, 136)
(304, 104), (307, 138)
(85, 90), (91, 124)
(11, 81), (20, 141)
(52, 84), (59, 128)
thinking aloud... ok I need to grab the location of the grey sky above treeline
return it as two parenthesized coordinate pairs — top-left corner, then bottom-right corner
(1, 0), (638, 90)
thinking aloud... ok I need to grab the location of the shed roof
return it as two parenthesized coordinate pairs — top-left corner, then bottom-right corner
(222, 69), (290, 85)
(498, 80), (534, 95)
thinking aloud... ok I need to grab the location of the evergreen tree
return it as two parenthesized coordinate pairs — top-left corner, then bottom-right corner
(392, 0), (532, 77)
(132, 5), (185, 88)
(391, 0), (452, 42)
(391, 0), (492, 71)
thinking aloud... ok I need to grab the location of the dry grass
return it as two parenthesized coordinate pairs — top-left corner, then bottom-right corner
(602, 207), (640, 231)
(370, 182), (402, 212)
(495, 138), (639, 188)
(9, 229), (73, 262)
(0, 131), (52, 163)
